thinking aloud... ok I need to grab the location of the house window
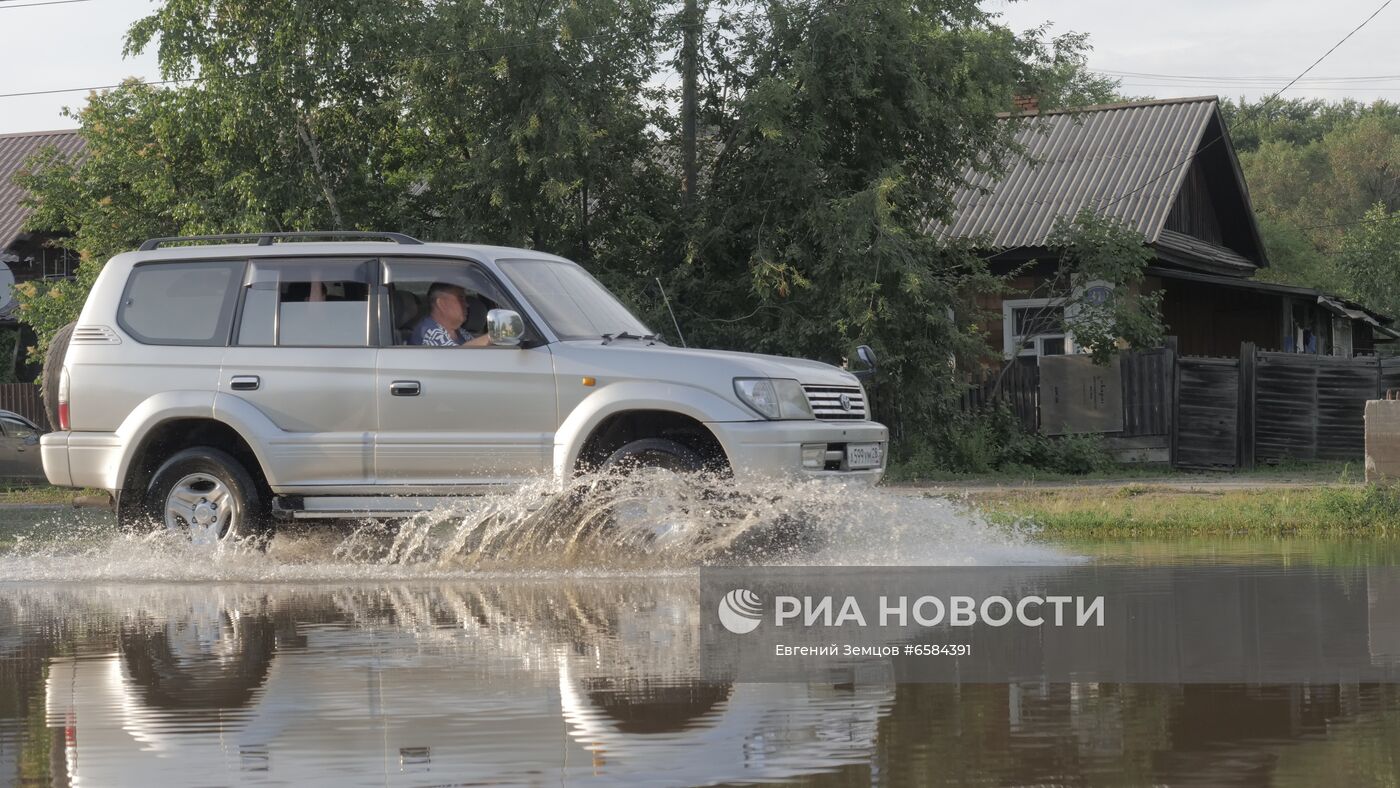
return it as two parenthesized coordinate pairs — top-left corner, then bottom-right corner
(1003, 298), (1071, 358)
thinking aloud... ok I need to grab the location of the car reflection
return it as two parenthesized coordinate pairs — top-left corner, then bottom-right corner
(30, 571), (1400, 786)
(36, 581), (894, 786)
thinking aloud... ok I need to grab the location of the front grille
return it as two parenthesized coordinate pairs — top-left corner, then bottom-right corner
(803, 384), (867, 420)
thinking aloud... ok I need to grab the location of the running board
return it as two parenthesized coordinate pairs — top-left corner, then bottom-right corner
(271, 493), (552, 520)
(272, 495), (476, 520)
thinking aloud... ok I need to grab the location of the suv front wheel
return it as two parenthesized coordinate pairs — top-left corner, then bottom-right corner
(601, 438), (706, 473)
(143, 447), (270, 547)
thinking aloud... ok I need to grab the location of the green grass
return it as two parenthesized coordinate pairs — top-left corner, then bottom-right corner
(889, 460), (1358, 486)
(0, 484), (105, 506)
(974, 483), (1400, 538)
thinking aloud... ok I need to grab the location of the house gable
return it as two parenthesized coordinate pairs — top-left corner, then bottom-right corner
(1159, 109), (1266, 274)
(932, 97), (1268, 276)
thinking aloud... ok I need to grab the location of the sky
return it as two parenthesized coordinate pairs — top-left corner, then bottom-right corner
(1, 0), (1399, 135)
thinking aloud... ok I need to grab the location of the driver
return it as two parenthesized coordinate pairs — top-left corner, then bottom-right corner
(409, 282), (492, 347)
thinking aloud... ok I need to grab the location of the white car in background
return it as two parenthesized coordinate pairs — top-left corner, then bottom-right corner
(40, 232), (886, 544)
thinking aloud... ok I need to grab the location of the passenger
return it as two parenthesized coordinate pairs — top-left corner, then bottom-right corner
(409, 282), (492, 347)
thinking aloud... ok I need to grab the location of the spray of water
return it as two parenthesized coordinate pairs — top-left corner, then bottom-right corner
(0, 473), (1068, 582)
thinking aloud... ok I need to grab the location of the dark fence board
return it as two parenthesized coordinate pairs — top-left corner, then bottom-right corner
(960, 357), (1039, 432)
(1175, 357), (1239, 469)
(1381, 356), (1400, 399)
(0, 383), (46, 431)
(1121, 348), (1173, 437)
(1254, 352), (1378, 463)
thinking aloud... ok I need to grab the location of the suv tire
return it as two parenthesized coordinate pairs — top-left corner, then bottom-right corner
(143, 447), (271, 547)
(601, 438), (705, 473)
(41, 321), (76, 430)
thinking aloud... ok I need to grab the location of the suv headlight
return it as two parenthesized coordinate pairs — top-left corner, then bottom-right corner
(733, 378), (813, 420)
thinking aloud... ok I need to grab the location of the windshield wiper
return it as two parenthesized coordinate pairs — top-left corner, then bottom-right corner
(601, 331), (661, 345)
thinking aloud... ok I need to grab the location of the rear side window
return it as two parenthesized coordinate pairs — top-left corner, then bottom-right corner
(118, 261), (243, 345)
(236, 259), (372, 347)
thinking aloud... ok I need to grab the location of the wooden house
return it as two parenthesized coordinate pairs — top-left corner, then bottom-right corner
(0, 128), (84, 379)
(0, 128), (84, 306)
(931, 96), (1396, 360)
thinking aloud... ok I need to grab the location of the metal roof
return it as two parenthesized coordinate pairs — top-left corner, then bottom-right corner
(929, 97), (1219, 248)
(1155, 229), (1256, 274)
(0, 129), (85, 252)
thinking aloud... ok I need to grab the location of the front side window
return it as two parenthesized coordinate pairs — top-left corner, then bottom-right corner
(0, 417), (36, 439)
(118, 261), (243, 346)
(236, 259), (371, 347)
(381, 259), (514, 347)
(497, 259), (651, 341)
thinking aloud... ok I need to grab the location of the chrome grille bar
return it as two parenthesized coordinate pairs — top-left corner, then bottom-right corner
(802, 385), (867, 420)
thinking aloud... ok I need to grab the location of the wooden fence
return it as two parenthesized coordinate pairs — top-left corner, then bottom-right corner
(965, 342), (1398, 470)
(1174, 357), (1239, 469)
(1120, 347), (1174, 437)
(961, 357), (1040, 432)
(0, 383), (46, 431)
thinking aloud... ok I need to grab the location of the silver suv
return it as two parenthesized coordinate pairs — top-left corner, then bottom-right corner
(41, 232), (886, 543)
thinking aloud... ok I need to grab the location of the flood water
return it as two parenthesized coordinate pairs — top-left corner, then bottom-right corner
(1, 480), (1399, 786)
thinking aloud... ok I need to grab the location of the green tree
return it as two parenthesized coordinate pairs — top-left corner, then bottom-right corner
(671, 0), (1096, 447)
(1253, 213), (1343, 293)
(13, 0), (1115, 456)
(1232, 99), (1400, 305)
(125, 0), (420, 231)
(398, 0), (672, 291)
(1045, 208), (1162, 364)
(1336, 203), (1400, 320)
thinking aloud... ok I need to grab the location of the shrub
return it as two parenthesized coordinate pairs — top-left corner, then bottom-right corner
(890, 402), (1117, 479)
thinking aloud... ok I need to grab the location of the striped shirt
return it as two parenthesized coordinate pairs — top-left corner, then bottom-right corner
(410, 316), (472, 346)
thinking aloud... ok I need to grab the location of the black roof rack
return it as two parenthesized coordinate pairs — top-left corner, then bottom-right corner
(138, 231), (424, 252)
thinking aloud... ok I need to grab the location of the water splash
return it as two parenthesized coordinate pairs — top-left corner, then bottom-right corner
(0, 473), (1068, 582)
(334, 471), (1066, 570)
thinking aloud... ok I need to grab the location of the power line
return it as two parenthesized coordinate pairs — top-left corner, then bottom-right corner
(1093, 0), (1394, 214)
(1097, 68), (1400, 84)
(0, 0), (96, 8)
(0, 78), (189, 99)
(1119, 82), (1400, 93)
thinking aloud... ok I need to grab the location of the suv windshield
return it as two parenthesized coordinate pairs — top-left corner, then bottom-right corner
(498, 259), (653, 341)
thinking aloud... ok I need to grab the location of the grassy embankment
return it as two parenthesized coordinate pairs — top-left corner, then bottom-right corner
(974, 477), (1400, 538)
(0, 485), (105, 505)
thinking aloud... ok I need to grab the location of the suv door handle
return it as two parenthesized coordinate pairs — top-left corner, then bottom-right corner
(390, 380), (421, 397)
(230, 375), (260, 391)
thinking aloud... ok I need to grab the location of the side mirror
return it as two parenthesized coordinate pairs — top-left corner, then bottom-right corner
(487, 309), (525, 347)
(850, 344), (877, 383)
(24, 435), (39, 446)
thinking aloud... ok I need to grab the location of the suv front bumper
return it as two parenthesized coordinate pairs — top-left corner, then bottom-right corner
(705, 419), (888, 484)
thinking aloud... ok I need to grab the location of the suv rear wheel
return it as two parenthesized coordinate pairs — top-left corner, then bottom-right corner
(143, 447), (271, 546)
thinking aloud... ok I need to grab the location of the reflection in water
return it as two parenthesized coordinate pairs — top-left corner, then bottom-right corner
(0, 581), (1397, 786)
(6, 581), (898, 786)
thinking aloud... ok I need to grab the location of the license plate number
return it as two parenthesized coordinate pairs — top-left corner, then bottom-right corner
(847, 442), (882, 469)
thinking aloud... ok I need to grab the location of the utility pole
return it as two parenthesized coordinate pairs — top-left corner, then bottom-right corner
(681, 0), (698, 208)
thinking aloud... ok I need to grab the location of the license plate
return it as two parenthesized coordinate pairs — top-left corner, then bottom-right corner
(847, 442), (882, 470)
